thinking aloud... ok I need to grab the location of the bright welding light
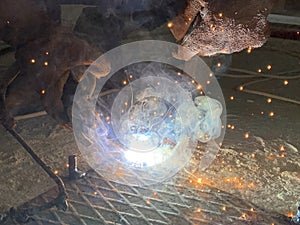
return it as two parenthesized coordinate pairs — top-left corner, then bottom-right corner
(124, 149), (164, 167)
(121, 116), (176, 167)
(124, 133), (175, 167)
(127, 133), (160, 152)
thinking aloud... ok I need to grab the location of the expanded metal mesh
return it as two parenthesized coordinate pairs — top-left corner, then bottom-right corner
(9, 169), (289, 225)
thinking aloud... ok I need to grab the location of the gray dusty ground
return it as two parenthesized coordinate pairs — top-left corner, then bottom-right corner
(201, 37), (300, 216)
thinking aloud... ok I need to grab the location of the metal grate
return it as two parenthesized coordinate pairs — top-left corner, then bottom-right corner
(6, 170), (291, 225)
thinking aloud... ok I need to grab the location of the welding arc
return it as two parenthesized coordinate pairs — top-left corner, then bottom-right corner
(0, 126), (68, 224)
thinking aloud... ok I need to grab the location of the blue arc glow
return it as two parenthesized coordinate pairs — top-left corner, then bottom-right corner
(72, 40), (226, 186)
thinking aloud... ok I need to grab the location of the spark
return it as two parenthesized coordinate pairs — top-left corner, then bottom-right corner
(227, 124), (235, 130)
(240, 213), (247, 219)
(167, 22), (173, 28)
(247, 46), (252, 53)
(249, 182), (255, 188)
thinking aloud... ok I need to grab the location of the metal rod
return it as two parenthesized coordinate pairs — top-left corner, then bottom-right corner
(0, 127), (68, 223)
(68, 155), (78, 179)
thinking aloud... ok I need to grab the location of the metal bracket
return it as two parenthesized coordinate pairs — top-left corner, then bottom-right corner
(68, 155), (86, 180)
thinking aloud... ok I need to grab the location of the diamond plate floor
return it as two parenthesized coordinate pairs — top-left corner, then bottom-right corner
(4, 170), (292, 225)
